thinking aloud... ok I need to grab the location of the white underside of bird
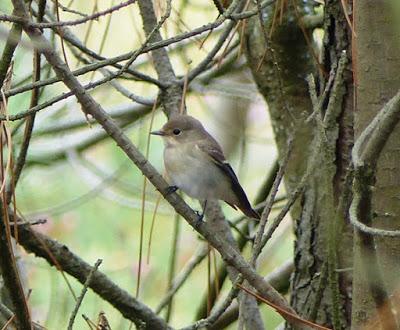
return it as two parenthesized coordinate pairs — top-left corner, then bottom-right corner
(164, 141), (236, 203)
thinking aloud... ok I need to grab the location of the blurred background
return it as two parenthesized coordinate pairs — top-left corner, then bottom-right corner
(0, 0), (293, 328)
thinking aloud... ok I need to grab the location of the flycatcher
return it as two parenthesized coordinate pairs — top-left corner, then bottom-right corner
(151, 114), (260, 219)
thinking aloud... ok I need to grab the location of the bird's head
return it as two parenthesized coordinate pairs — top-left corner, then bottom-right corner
(150, 115), (206, 146)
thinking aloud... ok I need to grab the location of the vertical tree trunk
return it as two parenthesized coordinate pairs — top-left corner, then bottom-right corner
(245, 1), (354, 328)
(352, 1), (400, 328)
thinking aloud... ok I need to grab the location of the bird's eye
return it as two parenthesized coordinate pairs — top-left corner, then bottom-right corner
(173, 128), (181, 135)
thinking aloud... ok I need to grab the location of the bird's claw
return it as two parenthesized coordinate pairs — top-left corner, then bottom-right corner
(194, 210), (205, 228)
(165, 185), (178, 195)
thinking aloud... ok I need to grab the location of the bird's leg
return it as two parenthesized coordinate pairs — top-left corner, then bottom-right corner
(203, 199), (208, 214)
(165, 185), (179, 195)
(194, 200), (207, 227)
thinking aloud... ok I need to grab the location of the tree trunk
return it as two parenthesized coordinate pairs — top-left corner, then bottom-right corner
(245, 1), (354, 328)
(352, 1), (400, 329)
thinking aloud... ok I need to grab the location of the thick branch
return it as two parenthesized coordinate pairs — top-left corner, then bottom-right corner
(0, 10), (22, 88)
(12, 224), (169, 329)
(0, 207), (31, 329)
(137, 0), (181, 117)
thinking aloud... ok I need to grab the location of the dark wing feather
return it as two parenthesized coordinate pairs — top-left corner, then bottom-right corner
(224, 200), (238, 210)
(196, 138), (259, 219)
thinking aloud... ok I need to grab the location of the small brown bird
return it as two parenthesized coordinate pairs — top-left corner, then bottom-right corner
(151, 114), (260, 219)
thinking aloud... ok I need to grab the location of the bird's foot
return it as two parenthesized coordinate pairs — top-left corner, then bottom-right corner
(194, 210), (205, 228)
(165, 185), (178, 196)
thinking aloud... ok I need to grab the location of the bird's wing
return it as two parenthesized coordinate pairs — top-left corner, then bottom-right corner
(195, 138), (240, 184)
(196, 139), (244, 195)
(195, 138), (260, 219)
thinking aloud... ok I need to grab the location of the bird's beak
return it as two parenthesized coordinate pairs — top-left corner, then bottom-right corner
(150, 129), (166, 136)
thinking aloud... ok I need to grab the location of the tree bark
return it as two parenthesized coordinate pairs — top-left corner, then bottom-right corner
(245, 1), (354, 328)
(352, 1), (400, 329)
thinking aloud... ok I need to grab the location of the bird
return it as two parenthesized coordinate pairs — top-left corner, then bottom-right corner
(150, 114), (260, 220)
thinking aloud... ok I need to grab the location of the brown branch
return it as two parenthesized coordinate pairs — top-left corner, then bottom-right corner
(0, 201), (31, 329)
(5, 57), (161, 99)
(32, 103), (151, 137)
(251, 137), (293, 265)
(26, 119), (137, 166)
(0, 10), (22, 89)
(68, 259), (103, 330)
(156, 244), (209, 314)
(11, 224), (170, 329)
(209, 260), (293, 329)
(181, 285), (240, 330)
(2, 0), (136, 28)
(6, 0), (46, 204)
(212, 0), (225, 14)
(137, 0), (181, 117)
(0, 301), (43, 330)
(54, 1), (88, 18)
(205, 200), (263, 330)
(3, 73), (152, 122)
(165, 213), (181, 321)
(186, 19), (237, 82)
(237, 284), (332, 330)
(0, 57), (31, 330)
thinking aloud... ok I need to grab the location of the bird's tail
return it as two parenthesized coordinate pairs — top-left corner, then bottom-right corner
(239, 205), (260, 220)
(224, 200), (260, 220)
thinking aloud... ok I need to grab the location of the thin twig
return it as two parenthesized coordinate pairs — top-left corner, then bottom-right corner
(6, 0), (136, 28)
(237, 284), (331, 330)
(209, 260), (293, 329)
(156, 244), (209, 314)
(0, 9), (22, 88)
(165, 212), (181, 321)
(68, 259), (103, 330)
(53, 0), (88, 17)
(212, 0), (225, 14)
(180, 282), (241, 330)
(6, 0), (46, 203)
(0, 60), (31, 330)
(136, 97), (158, 298)
(251, 137), (293, 265)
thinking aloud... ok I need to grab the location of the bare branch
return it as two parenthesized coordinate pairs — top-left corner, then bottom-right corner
(0, 201), (31, 329)
(209, 260), (293, 329)
(1, 0), (136, 28)
(68, 259), (103, 330)
(350, 89), (400, 237)
(0, 10), (22, 88)
(156, 244), (209, 314)
(6, 0), (46, 203)
(137, 0), (181, 117)
(12, 223), (170, 329)
(251, 137), (293, 265)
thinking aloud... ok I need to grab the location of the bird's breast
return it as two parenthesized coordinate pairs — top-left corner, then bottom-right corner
(163, 145), (231, 200)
